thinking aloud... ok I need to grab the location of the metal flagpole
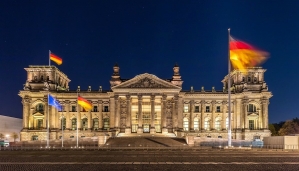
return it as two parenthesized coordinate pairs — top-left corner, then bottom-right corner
(47, 94), (50, 148)
(49, 50), (51, 66)
(62, 110), (64, 148)
(76, 92), (79, 148)
(228, 28), (232, 147)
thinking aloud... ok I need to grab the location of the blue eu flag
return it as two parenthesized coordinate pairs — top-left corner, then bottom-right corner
(48, 94), (62, 111)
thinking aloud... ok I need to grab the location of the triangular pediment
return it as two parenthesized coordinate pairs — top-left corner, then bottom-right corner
(112, 73), (181, 90)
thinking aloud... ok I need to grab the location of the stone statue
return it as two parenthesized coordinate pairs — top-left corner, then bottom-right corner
(23, 81), (31, 90)
(43, 81), (50, 90)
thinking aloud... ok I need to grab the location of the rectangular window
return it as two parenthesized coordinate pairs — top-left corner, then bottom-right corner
(93, 106), (98, 112)
(216, 106), (221, 112)
(184, 105), (189, 112)
(249, 120), (254, 130)
(103, 106), (109, 112)
(71, 106), (76, 112)
(194, 106), (200, 112)
(205, 106), (210, 112)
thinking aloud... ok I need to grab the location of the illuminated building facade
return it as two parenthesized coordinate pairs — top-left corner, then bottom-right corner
(19, 64), (272, 141)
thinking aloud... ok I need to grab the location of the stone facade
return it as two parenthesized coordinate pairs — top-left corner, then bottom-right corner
(19, 64), (272, 141)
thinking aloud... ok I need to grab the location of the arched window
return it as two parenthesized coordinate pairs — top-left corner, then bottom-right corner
(103, 118), (109, 130)
(93, 118), (99, 130)
(71, 118), (77, 130)
(183, 118), (189, 131)
(247, 104), (257, 112)
(35, 103), (44, 113)
(194, 118), (199, 131)
(215, 117), (221, 131)
(204, 118), (210, 131)
(82, 118), (88, 130)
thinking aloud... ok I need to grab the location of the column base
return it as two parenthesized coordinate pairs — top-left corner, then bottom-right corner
(125, 128), (131, 134)
(162, 128), (168, 134)
(137, 127), (143, 134)
(150, 128), (156, 134)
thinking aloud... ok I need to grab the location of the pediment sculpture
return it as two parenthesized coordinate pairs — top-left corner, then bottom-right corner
(128, 77), (164, 88)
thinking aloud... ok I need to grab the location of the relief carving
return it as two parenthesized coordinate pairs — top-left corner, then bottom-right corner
(129, 77), (164, 88)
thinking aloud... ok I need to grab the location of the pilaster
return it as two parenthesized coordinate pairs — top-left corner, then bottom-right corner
(125, 95), (131, 134)
(137, 94), (143, 133)
(190, 100), (194, 131)
(162, 94), (168, 134)
(150, 95), (156, 134)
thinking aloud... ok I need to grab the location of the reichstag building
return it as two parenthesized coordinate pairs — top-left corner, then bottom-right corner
(19, 64), (272, 141)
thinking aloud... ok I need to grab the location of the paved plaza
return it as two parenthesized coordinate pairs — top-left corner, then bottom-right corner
(0, 149), (299, 171)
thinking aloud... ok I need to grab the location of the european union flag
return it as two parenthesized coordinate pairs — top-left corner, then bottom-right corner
(48, 94), (62, 111)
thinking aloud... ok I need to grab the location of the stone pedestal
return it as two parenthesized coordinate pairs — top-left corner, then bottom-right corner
(150, 128), (156, 134)
(137, 127), (143, 134)
(162, 128), (168, 134)
(125, 128), (131, 134)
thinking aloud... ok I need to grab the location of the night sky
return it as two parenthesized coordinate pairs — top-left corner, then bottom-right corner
(1, 1), (298, 123)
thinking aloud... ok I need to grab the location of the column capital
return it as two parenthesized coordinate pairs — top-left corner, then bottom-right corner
(222, 100), (227, 105)
(200, 100), (205, 105)
(174, 94), (179, 101)
(114, 95), (119, 100)
(162, 94), (167, 101)
(98, 100), (103, 104)
(150, 94), (155, 101)
(126, 95), (131, 100)
(138, 94), (142, 101)
(22, 96), (31, 104)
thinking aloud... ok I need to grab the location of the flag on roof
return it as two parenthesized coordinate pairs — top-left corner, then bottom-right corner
(50, 52), (63, 65)
(229, 36), (269, 71)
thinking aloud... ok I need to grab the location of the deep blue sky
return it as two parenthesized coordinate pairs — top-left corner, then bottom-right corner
(0, 0), (298, 123)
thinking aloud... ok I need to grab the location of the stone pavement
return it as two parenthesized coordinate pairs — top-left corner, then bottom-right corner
(1, 150), (299, 170)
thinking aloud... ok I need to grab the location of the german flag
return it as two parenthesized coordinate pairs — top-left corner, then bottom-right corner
(50, 52), (62, 65)
(230, 37), (268, 71)
(77, 96), (92, 111)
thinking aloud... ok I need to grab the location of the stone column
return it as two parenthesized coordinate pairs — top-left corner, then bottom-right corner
(177, 96), (183, 131)
(150, 95), (156, 134)
(211, 100), (216, 130)
(190, 100), (194, 131)
(173, 95), (179, 131)
(243, 99), (248, 129)
(201, 100), (205, 131)
(137, 95), (143, 133)
(262, 98), (269, 129)
(65, 100), (70, 129)
(22, 96), (31, 129)
(109, 96), (115, 130)
(44, 96), (49, 129)
(162, 94), (168, 134)
(222, 101), (227, 130)
(125, 95), (131, 134)
(30, 108), (34, 129)
(236, 99), (242, 129)
(114, 95), (120, 130)
(98, 100), (103, 129)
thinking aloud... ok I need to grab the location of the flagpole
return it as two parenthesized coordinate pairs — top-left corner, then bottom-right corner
(49, 50), (51, 66)
(228, 28), (232, 147)
(62, 110), (64, 148)
(47, 94), (50, 148)
(76, 92), (79, 148)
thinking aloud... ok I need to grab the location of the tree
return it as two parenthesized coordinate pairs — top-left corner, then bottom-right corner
(269, 124), (277, 136)
(278, 120), (299, 136)
(0, 133), (4, 140)
(11, 132), (19, 142)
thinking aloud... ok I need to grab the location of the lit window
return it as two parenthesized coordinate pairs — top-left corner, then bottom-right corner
(183, 118), (189, 131)
(103, 118), (109, 130)
(82, 118), (88, 130)
(249, 120), (254, 130)
(215, 117), (221, 131)
(93, 118), (99, 130)
(204, 118), (210, 130)
(184, 105), (189, 112)
(194, 118), (199, 131)
(71, 118), (77, 130)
